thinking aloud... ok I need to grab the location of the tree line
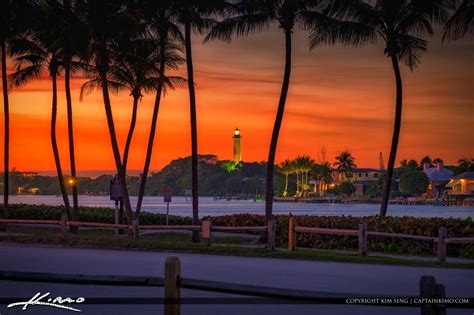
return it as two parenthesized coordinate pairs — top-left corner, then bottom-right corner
(1, 1), (472, 235)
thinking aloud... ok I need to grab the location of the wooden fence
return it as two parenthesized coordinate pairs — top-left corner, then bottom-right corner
(1, 256), (470, 315)
(0, 217), (275, 249)
(3, 217), (474, 261)
(288, 217), (474, 262)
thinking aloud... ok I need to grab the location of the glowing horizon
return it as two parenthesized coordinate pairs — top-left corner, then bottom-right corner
(1, 28), (473, 173)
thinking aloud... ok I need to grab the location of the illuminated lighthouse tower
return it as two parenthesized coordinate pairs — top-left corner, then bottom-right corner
(233, 128), (241, 164)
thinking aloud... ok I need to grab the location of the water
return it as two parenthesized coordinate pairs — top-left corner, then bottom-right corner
(7, 195), (474, 219)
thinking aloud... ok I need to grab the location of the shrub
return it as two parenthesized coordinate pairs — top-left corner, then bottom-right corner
(3, 204), (473, 258)
(399, 171), (429, 196)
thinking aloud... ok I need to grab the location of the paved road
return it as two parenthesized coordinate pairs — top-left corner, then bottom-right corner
(0, 244), (473, 315)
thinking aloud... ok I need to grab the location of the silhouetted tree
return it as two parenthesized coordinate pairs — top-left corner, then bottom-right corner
(174, 0), (228, 241)
(81, 0), (138, 223)
(443, 0), (473, 42)
(8, 33), (73, 223)
(313, 0), (449, 216)
(206, 0), (341, 222)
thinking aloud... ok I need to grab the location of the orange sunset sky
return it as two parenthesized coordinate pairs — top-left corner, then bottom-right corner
(1, 26), (473, 175)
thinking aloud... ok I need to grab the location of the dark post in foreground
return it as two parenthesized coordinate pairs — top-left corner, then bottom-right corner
(202, 217), (212, 247)
(288, 215), (295, 251)
(420, 275), (446, 315)
(165, 256), (181, 315)
(267, 219), (276, 250)
(438, 227), (448, 263)
(358, 222), (368, 256)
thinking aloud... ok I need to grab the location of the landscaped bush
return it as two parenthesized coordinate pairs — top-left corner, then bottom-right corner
(4, 204), (192, 225)
(3, 204), (473, 258)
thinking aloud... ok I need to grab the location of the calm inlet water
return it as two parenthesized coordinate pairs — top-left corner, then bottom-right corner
(7, 195), (474, 219)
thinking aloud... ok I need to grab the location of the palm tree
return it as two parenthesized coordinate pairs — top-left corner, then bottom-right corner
(172, 0), (227, 241)
(443, 0), (473, 42)
(8, 35), (73, 223)
(420, 155), (432, 167)
(315, 160), (332, 195)
(399, 159), (409, 169)
(433, 157), (444, 165)
(278, 159), (291, 197)
(333, 151), (356, 180)
(312, 0), (449, 216)
(0, 0), (28, 229)
(80, 39), (185, 174)
(82, 0), (138, 224)
(60, 0), (89, 225)
(0, 0), (12, 230)
(206, 0), (340, 222)
(134, 0), (186, 221)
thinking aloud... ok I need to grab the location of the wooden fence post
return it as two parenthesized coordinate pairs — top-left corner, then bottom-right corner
(60, 213), (67, 235)
(420, 276), (437, 315)
(437, 227), (447, 263)
(164, 256), (181, 315)
(131, 217), (139, 241)
(358, 221), (368, 256)
(114, 202), (120, 236)
(267, 219), (276, 250)
(202, 218), (212, 246)
(288, 216), (295, 251)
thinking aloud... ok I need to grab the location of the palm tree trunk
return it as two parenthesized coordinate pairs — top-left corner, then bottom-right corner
(1, 41), (9, 231)
(123, 96), (139, 174)
(284, 173), (288, 196)
(380, 55), (403, 216)
(51, 70), (72, 222)
(136, 40), (166, 215)
(296, 172), (299, 195)
(65, 65), (79, 232)
(97, 58), (133, 224)
(265, 29), (292, 222)
(185, 21), (199, 242)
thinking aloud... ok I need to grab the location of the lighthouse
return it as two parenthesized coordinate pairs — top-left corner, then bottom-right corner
(233, 128), (241, 163)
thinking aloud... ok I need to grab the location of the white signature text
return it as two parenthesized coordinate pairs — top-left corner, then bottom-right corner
(7, 292), (85, 312)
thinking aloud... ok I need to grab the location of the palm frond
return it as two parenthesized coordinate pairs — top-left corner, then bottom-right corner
(303, 11), (377, 49)
(397, 34), (427, 70)
(204, 13), (272, 43)
(8, 64), (44, 90)
(443, 0), (474, 42)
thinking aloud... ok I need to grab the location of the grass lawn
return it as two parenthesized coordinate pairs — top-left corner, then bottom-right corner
(2, 225), (474, 269)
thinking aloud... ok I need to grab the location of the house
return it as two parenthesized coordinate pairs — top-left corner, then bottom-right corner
(334, 168), (382, 183)
(423, 162), (453, 197)
(333, 168), (383, 196)
(445, 172), (474, 194)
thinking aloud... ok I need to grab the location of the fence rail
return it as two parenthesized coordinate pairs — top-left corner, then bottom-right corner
(288, 217), (474, 262)
(1, 256), (467, 315)
(0, 218), (275, 248)
(2, 217), (474, 261)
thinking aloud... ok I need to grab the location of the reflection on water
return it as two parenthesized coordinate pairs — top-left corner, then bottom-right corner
(6, 195), (474, 219)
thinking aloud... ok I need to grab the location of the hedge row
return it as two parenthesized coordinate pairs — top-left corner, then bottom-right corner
(3, 204), (474, 258)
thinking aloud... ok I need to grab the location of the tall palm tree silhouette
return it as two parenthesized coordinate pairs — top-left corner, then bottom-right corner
(0, 0), (29, 230)
(205, 0), (337, 222)
(80, 39), (185, 174)
(311, 0), (449, 216)
(173, 0), (227, 241)
(134, 0), (186, 217)
(82, 0), (138, 223)
(8, 32), (73, 224)
(60, 0), (89, 226)
(0, 0), (12, 229)
(443, 0), (473, 42)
